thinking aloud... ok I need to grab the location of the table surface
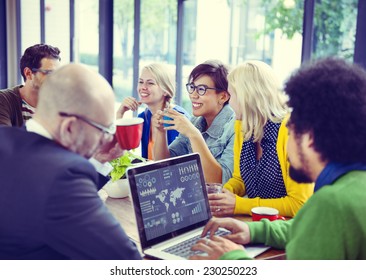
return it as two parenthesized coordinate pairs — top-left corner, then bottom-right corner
(99, 189), (286, 260)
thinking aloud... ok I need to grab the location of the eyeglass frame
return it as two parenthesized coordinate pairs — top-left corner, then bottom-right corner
(59, 112), (116, 135)
(185, 82), (224, 96)
(31, 68), (54, 75)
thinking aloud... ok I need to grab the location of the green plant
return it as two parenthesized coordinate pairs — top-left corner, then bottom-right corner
(109, 151), (145, 182)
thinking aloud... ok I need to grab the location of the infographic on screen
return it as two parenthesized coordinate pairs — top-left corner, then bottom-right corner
(134, 160), (208, 241)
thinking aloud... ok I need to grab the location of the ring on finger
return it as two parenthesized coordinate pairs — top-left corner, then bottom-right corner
(205, 239), (210, 245)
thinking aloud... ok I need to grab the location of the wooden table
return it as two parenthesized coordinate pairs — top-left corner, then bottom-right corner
(99, 190), (286, 260)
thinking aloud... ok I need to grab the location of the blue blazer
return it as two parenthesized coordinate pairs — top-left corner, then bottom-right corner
(0, 126), (142, 260)
(138, 105), (190, 158)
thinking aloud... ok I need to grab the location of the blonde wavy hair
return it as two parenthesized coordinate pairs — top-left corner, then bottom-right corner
(141, 63), (175, 108)
(228, 60), (288, 142)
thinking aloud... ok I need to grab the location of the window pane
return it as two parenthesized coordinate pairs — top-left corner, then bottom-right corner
(139, 0), (177, 112)
(181, 0), (233, 114)
(140, 0), (177, 65)
(20, 0), (41, 52)
(243, 0), (304, 83)
(113, 0), (177, 115)
(75, 0), (99, 71)
(113, 0), (134, 106)
(312, 0), (357, 60)
(45, 0), (70, 63)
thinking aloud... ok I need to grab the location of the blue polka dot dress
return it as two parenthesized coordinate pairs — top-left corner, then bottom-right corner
(239, 121), (287, 199)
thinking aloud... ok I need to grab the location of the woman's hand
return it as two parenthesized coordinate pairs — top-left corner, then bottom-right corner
(159, 109), (198, 138)
(116, 97), (141, 118)
(208, 188), (236, 217)
(151, 110), (166, 133)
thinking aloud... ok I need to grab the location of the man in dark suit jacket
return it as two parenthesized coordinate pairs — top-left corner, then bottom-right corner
(0, 63), (142, 259)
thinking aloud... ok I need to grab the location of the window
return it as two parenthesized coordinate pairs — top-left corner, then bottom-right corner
(312, 0), (357, 60)
(8, 0), (364, 105)
(20, 0), (41, 52)
(20, 0), (70, 63)
(45, 0), (70, 63)
(113, 0), (134, 104)
(113, 0), (177, 115)
(180, 0), (304, 113)
(75, 0), (99, 71)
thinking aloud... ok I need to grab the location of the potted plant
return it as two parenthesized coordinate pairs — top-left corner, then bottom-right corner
(103, 151), (145, 198)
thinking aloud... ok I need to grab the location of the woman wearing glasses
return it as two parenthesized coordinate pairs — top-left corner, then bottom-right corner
(153, 60), (235, 184)
(208, 60), (314, 217)
(116, 63), (190, 159)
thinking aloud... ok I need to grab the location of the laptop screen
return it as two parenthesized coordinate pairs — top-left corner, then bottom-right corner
(127, 154), (211, 249)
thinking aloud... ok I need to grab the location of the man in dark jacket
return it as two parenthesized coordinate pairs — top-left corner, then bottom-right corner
(0, 63), (142, 260)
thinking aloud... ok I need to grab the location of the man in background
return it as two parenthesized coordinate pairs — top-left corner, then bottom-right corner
(0, 63), (142, 259)
(0, 43), (61, 126)
(189, 57), (366, 260)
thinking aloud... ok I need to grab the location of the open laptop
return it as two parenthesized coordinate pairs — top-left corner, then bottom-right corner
(127, 153), (269, 260)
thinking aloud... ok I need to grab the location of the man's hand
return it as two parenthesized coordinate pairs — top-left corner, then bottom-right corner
(200, 217), (251, 245)
(189, 235), (245, 260)
(93, 135), (124, 163)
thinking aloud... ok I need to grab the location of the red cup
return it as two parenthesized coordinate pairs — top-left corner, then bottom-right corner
(251, 207), (286, 221)
(115, 118), (144, 150)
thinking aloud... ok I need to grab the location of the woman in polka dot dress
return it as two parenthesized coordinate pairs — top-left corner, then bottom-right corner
(208, 60), (314, 218)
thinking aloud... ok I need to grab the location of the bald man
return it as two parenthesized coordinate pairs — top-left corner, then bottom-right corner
(0, 64), (142, 260)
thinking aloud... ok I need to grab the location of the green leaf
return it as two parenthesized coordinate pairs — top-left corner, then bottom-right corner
(109, 151), (146, 182)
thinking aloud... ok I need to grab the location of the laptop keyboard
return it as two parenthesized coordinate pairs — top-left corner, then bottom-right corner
(163, 229), (230, 258)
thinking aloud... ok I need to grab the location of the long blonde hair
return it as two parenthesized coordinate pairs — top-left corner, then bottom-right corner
(228, 60), (288, 142)
(141, 63), (175, 108)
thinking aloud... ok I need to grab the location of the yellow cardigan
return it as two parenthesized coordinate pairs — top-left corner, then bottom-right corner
(223, 119), (314, 217)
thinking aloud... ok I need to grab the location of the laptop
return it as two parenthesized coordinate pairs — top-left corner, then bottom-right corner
(127, 153), (269, 260)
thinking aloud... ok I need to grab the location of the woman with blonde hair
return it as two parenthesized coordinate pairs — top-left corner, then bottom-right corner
(116, 62), (189, 159)
(208, 60), (313, 217)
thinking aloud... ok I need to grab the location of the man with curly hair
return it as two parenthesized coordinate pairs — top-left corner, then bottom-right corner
(189, 57), (366, 260)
